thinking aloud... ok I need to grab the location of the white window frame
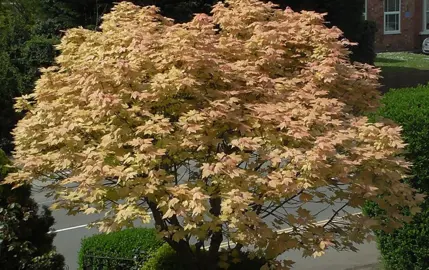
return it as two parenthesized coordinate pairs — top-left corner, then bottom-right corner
(384, 0), (401, 34)
(422, 0), (429, 34)
(363, 0), (367, 20)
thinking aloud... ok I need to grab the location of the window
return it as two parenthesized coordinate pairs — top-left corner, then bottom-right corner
(384, 0), (401, 34)
(424, 0), (429, 32)
(363, 0), (367, 20)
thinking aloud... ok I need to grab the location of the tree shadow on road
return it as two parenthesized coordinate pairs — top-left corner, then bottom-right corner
(379, 67), (429, 94)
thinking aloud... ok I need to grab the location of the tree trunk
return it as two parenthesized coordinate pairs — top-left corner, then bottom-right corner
(146, 198), (201, 269)
(205, 196), (222, 270)
(166, 239), (200, 270)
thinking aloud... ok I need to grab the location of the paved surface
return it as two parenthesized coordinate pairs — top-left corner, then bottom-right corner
(35, 194), (102, 269)
(283, 241), (380, 270)
(32, 184), (380, 270)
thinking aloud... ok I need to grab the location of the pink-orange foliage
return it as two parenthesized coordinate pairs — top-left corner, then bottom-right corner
(7, 1), (423, 269)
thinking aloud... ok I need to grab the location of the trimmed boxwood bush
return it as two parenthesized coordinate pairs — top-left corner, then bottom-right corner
(78, 228), (163, 270)
(142, 243), (266, 270)
(364, 84), (429, 270)
(141, 244), (193, 270)
(375, 85), (429, 191)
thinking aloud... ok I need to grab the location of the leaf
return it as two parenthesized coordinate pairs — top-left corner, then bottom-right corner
(172, 231), (187, 242)
(84, 208), (98, 214)
(162, 209), (175, 219)
(410, 206), (421, 215)
(299, 192), (313, 202)
(312, 250), (325, 258)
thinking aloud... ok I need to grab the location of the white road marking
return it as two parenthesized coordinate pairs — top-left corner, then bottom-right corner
(48, 211), (363, 251)
(49, 224), (88, 234)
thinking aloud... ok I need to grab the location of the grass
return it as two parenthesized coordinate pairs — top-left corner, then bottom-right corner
(375, 52), (429, 72)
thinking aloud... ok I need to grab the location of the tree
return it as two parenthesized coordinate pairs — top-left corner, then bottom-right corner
(0, 0), (58, 153)
(0, 4), (30, 153)
(33, 0), (216, 30)
(7, 1), (423, 269)
(0, 149), (65, 270)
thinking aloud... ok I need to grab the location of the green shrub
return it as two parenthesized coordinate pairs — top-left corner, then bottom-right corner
(78, 228), (163, 270)
(376, 84), (429, 191)
(375, 203), (429, 270)
(27, 251), (65, 270)
(142, 243), (266, 270)
(141, 244), (193, 270)
(0, 149), (64, 270)
(364, 84), (429, 270)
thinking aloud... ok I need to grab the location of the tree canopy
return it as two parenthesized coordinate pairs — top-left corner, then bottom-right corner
(6, 1), (415, 269)
(0, 0), (373, 153)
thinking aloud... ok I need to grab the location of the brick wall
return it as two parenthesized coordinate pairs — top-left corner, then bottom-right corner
(414, 0), (429, 51)
(368, 0), (427, 52)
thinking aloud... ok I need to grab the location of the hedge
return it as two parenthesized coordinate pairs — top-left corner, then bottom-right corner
(78, 228), (163, 270)
(141, 244), (194, 270)
(142, 243), (266, 270)
(364, 84), (429, 270)
(376, 84), (429, 191)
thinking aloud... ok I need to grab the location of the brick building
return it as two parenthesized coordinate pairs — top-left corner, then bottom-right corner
(365, 0), (429, 51)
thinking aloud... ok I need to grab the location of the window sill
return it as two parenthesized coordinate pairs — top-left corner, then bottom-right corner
(384, 31), (401, 35)
(420, 30), (429, 35)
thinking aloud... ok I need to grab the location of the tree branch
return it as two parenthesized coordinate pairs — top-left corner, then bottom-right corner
(208, 195), (222, 258)
(147, 198), (197, 268)
(146, 198), (168, 231)
(261, 190), (304, 219)
(323, 203), (349, 228)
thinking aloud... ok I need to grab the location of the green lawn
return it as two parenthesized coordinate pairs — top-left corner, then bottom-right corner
(375, 52), (429, 72)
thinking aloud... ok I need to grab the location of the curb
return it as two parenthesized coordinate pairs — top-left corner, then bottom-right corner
(344, 263), (380, 270)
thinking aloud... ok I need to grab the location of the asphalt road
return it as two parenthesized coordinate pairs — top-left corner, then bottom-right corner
(33, 188), (102, 270)
(282, 241), (379, 270)
(32, 185), (376, 270)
